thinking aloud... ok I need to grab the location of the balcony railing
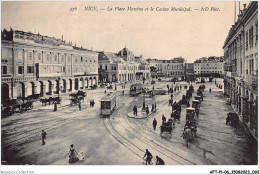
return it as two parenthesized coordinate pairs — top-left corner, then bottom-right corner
(248, 75), (258, 86)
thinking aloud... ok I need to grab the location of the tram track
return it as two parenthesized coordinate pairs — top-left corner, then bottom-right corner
(2, 108), (94, 148)
(123, 114), (216, 165)
(120, 88), (216, 165)
(117, 116), (195, 165)
(103, 118), (144, 160)
(103, 89), (200, 165)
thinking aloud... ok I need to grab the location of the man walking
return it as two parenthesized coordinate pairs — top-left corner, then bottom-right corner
(78, 101), (81, 111)
(153, 118), (157, 131)
(146, 106), (149, 116)
(41, 130), (47, 145)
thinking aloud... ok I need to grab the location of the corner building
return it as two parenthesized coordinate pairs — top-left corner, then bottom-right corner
(1, 29), (98, 101)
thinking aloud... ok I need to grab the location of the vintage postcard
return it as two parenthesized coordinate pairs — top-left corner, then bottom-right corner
(1, 1), (259, 174)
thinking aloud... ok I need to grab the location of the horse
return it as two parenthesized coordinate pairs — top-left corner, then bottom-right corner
(182, 128), (193, 147)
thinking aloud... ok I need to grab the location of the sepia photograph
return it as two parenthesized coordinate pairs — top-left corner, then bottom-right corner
(1, 0), (259, 174)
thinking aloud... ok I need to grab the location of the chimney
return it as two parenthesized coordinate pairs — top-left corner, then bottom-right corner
(62, 35), (63, 41)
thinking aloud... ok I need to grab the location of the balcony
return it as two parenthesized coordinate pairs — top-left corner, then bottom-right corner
(248, 75), (258, 86)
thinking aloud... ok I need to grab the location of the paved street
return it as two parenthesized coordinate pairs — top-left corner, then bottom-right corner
(1, 79), (257, 165)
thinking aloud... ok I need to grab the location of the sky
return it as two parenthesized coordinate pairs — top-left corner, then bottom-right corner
(1, 1), (250, 63)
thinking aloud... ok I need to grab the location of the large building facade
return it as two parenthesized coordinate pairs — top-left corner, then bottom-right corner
(98, 48), (150, 83)
(223, 2), (258, 138)
(193, 57), (224, 78)
(185, 63), (194, 81)
(1, 29), (98, 101)
(161, 57), (186, 80)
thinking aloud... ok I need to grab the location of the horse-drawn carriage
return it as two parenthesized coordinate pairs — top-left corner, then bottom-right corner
(2, 98), (34, 116)
(183, 107), (197, 146)
(160, 118), (174, 138)
(20, 101), (34, 111)
(194, 96), (202, 102)
(192, 100), (200, 110)
(90, 85), (97, 90)
(2, 99), (21, 116)
(186, 108), (196, 121)
(40, 97), (61, 106)
(100, 93), (116, 117)
(130, 83), (142, 96)
(226, 112), (239, 129)
(171, 110), (181, 121)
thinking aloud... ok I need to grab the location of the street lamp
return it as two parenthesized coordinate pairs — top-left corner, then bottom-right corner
(57, 77), (61, 99)
(142, 89), (146, 111)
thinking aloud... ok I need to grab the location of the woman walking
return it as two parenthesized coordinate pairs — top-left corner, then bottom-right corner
(68, 144), (79, 163)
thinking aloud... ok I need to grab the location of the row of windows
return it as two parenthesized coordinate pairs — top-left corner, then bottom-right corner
(16, 66), (35, 74)
(164, 65), (183, 70)
(17, 50), (97, 64)
(195, 67), (222, 70)
(245, 21), (258, 51)
(165, 71), (183, 75)
(194, 71), (222, 73)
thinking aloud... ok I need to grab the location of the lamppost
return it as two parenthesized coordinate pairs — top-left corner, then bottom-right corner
(57, 77), (60, 99)
(142, 89), (146, 111)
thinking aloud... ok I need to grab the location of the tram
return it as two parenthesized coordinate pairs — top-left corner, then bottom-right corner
(100, 93), (116, 116)
(130, 83), (142, 96)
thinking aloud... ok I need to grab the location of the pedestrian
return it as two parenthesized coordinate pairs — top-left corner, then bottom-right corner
(41, 130), (47, 145)
(104, 90), (106, 94)
(168, 99), (171, 106)
(186, 101), (190, 107)
(92, 100), (95, 107)
(133, 105), (137, 116)
(209, 88), (212, 93)
(146, 106), (149, 116)
(122, 90), (124, 95)
(162, 114), (166, 123)
(54, 102), (57, 111)
(67, 144), (79, 163)
(152, 118), (157, 131)
(78, 101), (81, 111)
(156, 156), (165, 165)
(196, 110), (199, 118)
